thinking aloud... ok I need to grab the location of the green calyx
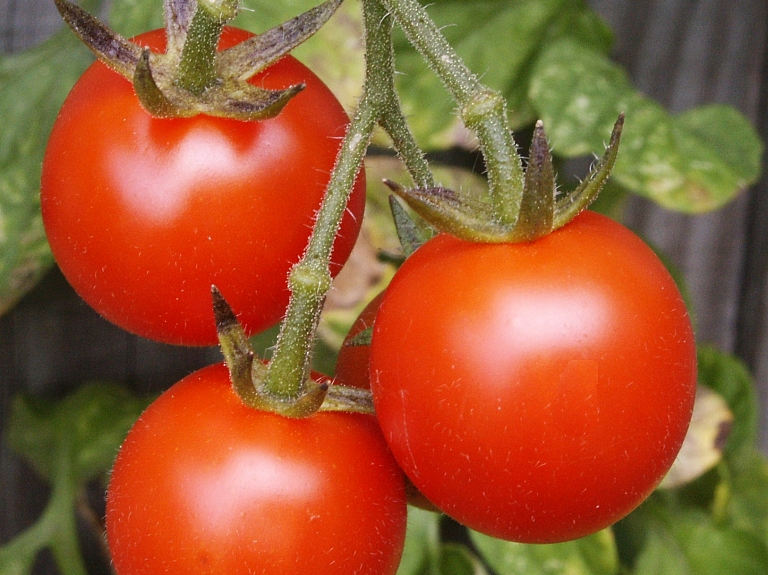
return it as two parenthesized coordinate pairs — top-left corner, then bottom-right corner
(53, 0), (344, 121)
(388, 114), (625, 243)
(212, 287), (374, 418)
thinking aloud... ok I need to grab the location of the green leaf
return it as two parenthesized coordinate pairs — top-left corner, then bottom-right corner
(391, 0), (612, 147)
(529, 39), (762, 213)
(109, 0), (165, 37)
(669, 510), (768, 575)
(6, 382), (153, 483)
(0, 524), (43, 575)
(696, 346), (758, 466)
(631, 525), (693, 575)
(0, 517), (68, 575)
(440, 544), (489, 575)
(0, 30), (95, 316)
(397, 507), (442, 575)
(624, 497), (768, 575)
(726, 451), (768, 543)
(1, 383), (152, 575)
(470, 529), (618, 575)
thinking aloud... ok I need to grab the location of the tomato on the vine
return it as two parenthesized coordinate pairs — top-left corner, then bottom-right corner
(41, 27), (365, 346)
(369, 211), (697, 543)
(106, 363), (407, 575)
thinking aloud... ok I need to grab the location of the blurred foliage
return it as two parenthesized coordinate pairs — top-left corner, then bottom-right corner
(0, 384), (153, 575)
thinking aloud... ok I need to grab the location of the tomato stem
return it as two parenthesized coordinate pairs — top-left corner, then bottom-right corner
(377, 0), (525, 226)
(320, 385), (376, 415)
(175, 1), (229, 95)
(264, 105), (376, 398)
(54, 0), (337, 121)
(264, 0), (432, 400)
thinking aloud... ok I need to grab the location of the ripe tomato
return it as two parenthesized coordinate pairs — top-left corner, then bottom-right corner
(369, 211), (697, 543)
(41, 27), (365, 346)
(334, 292), (441, 512)
(106, 363), (407, 575)
(334, 292), (384, 389)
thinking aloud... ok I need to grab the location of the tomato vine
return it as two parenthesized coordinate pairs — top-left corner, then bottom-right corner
(265, 0), (622, 402)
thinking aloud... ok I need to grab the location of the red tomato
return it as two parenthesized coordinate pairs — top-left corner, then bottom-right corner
(334, 292), (441, 513)
(334, 292), (384, 389)
(41, 28), (365, 345)
(369, 211), (697, 543)
(106, 363), (407, 575)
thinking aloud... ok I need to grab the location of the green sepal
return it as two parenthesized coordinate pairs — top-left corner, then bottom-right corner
(133, 48), (179, 117)
(54, 0), (341, 121)
(518, 119), (556, 238)
(54, 0), (141, 77)
(386, 115), (624, 243)
(384, 180), (505, 243)
(217, 0), (343, 81)
(388, 194), (430, 257)
(213, 286), (373, 418)
(212, 285), (255, 399)
(553, 113), (624, 229)
(345, 325), (373, 346)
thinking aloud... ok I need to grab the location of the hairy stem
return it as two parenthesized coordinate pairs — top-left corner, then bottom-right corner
(377, 0), (525, 225)
(363, 0), (434, 189)
(263, 85), (377, 398)
(264, 0), (436, 398)
(175, 0), (233, 94)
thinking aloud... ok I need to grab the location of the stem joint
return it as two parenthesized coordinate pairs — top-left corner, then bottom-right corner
(460, 89), (505, 129)
(288, 261), (333, 298)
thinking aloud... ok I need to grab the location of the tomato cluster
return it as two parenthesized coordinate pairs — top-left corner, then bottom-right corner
(43, 7), (697, 574)
(43, 24), (406, 575)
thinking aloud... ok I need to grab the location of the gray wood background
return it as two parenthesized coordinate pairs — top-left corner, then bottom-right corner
(1, 0), (767, 573)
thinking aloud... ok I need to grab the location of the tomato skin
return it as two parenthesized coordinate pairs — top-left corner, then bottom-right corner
(369, 211), (697, 543)
(41, 28), (365, 346)
(106, 363), (407, 575)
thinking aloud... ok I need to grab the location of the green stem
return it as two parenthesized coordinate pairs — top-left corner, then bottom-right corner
(377, 0), (525, 225)
(263, 89), (377, 398)
(263, 0), (433, 399)
(711, 461), (732, 525)
(176, 1), (235, 94)
(48, 452), (88, 575)
(0, 442), (89, 575)
(263, 0), (531, 402)
(363, 0), (434, 189)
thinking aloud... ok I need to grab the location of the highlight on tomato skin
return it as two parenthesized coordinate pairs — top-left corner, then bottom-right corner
(369, 210), (698, 544)
(105, 363), (408, 575)
(41, 27), (366, 346)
